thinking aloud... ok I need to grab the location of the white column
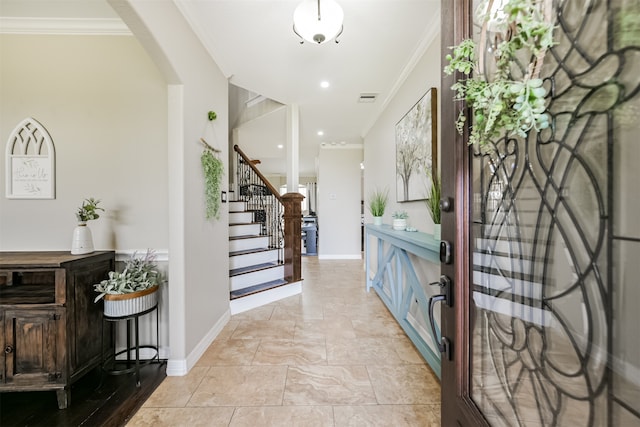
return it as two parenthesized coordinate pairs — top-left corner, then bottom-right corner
(286, 103), (300, 192)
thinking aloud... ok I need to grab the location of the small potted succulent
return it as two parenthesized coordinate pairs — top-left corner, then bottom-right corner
(94, 250), (162, 317)
(367, 187), (389, 225)
(392, 211), (409, 230)
(71, 197), (104, 255)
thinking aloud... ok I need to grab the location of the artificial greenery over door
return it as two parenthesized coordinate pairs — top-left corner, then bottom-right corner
(444, 0), (555, 147)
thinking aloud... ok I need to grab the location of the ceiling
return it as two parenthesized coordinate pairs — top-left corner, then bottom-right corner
(1, 0), (442, 176)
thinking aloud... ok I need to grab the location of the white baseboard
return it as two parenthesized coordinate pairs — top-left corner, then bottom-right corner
(230, 281), (302, 315)
(166, 309), (231, 376)
(318, 254), (362, 260)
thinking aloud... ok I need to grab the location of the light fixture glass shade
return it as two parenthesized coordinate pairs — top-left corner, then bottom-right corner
(293, 0), (344, 44)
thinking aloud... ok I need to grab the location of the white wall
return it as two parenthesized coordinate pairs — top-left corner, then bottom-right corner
(112, 0), (230, 375)
(0, 33), (171, 351)
(363, 33), (442, 234)
(317, 145), (363, 259)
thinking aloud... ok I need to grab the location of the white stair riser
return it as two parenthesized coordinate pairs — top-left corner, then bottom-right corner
(229, 201), (246, 212)
(230, 223), (261, 237)
(230, 265), (285, 291)
(230, 212), (253, 224)
(230, 236), (269, 252)
(230, 250), (279, 270)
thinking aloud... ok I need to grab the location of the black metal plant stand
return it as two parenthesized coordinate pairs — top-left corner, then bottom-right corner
(101, 304), (160, 387)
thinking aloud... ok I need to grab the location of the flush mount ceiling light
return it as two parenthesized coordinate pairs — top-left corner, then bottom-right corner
(293, 0), (344, 44)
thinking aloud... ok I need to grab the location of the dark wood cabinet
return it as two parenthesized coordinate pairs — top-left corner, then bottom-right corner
(0, 251), (114, 409)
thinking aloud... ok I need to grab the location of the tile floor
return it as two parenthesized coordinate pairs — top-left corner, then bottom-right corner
(127, 258), (441, 426)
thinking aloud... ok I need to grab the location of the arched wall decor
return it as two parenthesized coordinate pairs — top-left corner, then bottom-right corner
(5, 117), (56, 199)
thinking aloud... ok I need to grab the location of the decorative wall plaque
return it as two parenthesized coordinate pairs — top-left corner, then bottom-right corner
(5, 117), (56, 199)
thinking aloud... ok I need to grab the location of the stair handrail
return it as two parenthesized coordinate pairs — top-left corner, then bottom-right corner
(233, 144), (283, 203)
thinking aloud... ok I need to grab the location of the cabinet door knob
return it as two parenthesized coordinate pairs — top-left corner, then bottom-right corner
(4, 345), (13, 354)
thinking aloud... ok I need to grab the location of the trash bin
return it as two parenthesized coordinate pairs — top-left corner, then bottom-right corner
(302, 224), (317, 255)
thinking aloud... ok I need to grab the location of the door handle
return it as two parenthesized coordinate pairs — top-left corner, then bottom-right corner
(428, 275), (452, 360)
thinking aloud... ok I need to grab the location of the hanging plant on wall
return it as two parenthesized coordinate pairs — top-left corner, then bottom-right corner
(444, 0), (555, 147)
(201, 147), (224, 220)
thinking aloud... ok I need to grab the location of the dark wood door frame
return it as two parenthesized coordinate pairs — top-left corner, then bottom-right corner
(440, 1), (489, 425)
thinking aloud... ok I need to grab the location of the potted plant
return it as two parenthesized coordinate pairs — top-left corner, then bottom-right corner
(94, 250), (161, 317)
(71, 197), (104, 255)
(367, 187), (389, 225)
(392, 211), (409, 230)
(425, 173), (441, 240)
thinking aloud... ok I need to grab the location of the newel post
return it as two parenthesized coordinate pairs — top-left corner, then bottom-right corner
(282, 192), (304, 282)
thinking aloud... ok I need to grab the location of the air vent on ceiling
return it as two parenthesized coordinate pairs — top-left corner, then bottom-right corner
(358, 93), (378, 103)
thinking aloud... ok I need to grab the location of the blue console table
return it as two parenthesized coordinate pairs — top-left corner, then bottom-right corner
(364, 224), (442, 378)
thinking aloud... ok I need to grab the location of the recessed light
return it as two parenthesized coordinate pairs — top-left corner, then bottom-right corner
(277, 144), (284, 149)
(317, 130), (324, 136)
(320, 81), (330, 89)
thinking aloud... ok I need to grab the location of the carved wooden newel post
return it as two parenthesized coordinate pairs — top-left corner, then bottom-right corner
(282, 192), (304, 282)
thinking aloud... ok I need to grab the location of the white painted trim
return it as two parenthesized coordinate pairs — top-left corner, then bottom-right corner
(317, 254), (362, 260)
(0, 17), (131, 36)
(115, 249), (169, 262)
(230, 281), (302, 315)
(166, 308), (231, 376)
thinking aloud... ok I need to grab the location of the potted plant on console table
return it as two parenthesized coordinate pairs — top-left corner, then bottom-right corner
(94, 250), (161, 317)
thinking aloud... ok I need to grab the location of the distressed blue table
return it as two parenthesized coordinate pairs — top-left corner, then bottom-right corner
(364, 224), (442, 378)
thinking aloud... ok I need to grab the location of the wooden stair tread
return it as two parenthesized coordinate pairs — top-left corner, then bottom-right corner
(230, 279), (289, 300)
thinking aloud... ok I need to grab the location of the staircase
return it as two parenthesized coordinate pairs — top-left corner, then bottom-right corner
(229, 200), (301, 314)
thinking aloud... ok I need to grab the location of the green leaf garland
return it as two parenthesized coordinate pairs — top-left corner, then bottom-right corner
(444, 0), (555, 147)
(201, 150), (224, 220)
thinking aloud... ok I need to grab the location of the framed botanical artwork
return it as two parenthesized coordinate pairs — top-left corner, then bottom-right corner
(395, 87), (437, 202)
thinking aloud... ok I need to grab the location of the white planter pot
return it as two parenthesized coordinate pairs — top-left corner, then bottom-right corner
(392, 218), (407, 230)
(433, 224), (441, 240)
(71, 222), (94, 255)
(373, 216), (383, 226)
(103, 286), (159, 317)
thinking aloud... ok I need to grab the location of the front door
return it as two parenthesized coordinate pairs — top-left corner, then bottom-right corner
(440, 1), (640, 425)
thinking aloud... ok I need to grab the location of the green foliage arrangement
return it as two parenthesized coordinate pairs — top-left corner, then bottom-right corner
(425, 173), (441, 225)
(76, 197), (104, 222)
(201, 150), (224, 220)
(392, 211), (409, 220)
(444, 0), (555, 147)
(367, 187), (389, 217)
(94, 250), (160, 302)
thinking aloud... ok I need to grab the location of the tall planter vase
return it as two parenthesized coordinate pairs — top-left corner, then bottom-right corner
(71, 222), (94, 255)
(433, 224), (441, 240)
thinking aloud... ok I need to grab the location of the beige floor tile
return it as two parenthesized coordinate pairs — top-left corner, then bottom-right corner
(367, 365), (441, 405)
(216, 320), (240, 341)
(284, 365), (377, 405)
(230, 319), (296, 340)
(327, 337), (424, 365)
(142, 366), (209, 408)
(294, 318), (357, 341)
(229, 406), (334, 427)
(351, 316), (406, 339)
(187, 366), (288, 406)
(231, 304), (276, 321)
(270, 303), (325, 321)
(195, 339), (260, 367)
(252, 338), (327, 365)
(127, 407), (234, 426)
(333, 404), (440, 427)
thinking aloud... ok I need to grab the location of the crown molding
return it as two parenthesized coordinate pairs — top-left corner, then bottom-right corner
(0, 17), (131, 35)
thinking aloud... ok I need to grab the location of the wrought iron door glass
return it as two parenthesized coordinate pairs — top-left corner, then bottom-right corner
(469, 0), (640, 425)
